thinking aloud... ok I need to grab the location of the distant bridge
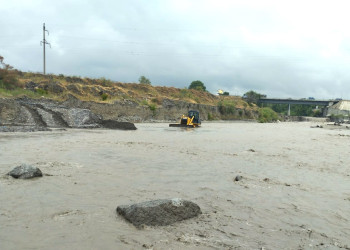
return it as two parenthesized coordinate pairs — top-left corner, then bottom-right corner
(258, 98), (341, 116)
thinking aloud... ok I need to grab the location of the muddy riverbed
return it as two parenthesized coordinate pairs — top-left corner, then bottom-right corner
(1, 122), (349, 249)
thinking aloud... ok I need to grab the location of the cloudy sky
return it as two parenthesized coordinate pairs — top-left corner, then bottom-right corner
(1, 0), (350, 99)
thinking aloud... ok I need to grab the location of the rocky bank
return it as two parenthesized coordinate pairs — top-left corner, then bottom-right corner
(0, 96), (137, 131)
(65, 95), (258, 122)
(0, 95), (257, 131)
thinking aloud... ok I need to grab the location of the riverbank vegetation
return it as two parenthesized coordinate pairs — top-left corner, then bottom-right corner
(264, 103), (324, 117)
(0, 56), (255, 115)
(244, 90), (325, 117)
(258, 107), (279, 123)
(1, 54), (327, 122)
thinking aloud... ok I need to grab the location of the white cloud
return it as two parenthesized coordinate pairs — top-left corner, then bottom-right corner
(1, 0), (350, 98)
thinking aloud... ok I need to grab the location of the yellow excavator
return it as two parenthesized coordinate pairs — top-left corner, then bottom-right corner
(169, 110), (201, 128)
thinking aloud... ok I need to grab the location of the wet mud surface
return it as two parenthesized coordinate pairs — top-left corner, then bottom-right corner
(0, 122), (350, 249)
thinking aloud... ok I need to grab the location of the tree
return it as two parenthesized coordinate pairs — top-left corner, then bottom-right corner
(243, 90), (266, 105)
(0, 55), (19, 90)
(189, 80), (206, 91)
(139, 76), (151, 85)
(266, 103), (324, 116)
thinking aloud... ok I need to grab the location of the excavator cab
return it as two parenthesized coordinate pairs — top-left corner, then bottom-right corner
(170, 110), (201, 128)
(188, 110), (200, 124)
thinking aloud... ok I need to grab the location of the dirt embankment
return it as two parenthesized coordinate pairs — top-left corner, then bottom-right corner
(0, 72), (259, 130)
(17, 72), (239, 107)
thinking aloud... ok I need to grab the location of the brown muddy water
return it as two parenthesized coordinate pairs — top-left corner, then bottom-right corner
(0, 122), (350, 249)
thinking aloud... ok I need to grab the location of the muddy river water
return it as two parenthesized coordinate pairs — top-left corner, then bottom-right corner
(1, 122), (349, 249)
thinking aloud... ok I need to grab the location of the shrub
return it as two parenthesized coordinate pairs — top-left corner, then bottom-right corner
(35, 88), (48, 95)
(243, 90), (266, 105)
(329, 114), (345, 122)
(313, 109), (323, 117)
(208, 113), (214, 120)
(99, 77), (113, 87)
(140, 99), (148, 106)
(139, 76), (151, 85)
(0, 55), (21, 90)
(0, 88), (30, 97)
(180, 88), (193, 99)
(151, 97), (162, 105)
(148, 103), (156, 111)
(218, 99), (236, 115)
(258, 107), (279, 123)
(101, 93), (108, 101)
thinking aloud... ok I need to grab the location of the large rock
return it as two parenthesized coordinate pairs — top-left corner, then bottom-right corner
(116, 198), (201, 227)
(65, 108), (101, 128)
(101, 120), (137, 130)
(7, 164), (43, 179)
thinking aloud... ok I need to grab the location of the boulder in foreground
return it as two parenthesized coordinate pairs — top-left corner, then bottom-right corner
(116, 198), (201, 227)
(7, 164), (43, 179)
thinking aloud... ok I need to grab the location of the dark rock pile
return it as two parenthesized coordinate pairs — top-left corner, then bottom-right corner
(101, 120), (136, 130)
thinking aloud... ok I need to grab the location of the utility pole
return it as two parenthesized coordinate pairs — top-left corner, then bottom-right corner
(40, 23), (51, 75)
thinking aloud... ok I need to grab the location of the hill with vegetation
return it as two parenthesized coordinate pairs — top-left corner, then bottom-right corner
(3, 72), (253, 111)
(0, 56), (282, 126)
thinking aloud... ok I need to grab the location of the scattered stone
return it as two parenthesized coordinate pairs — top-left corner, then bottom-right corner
(310, 125), (323, 128)
(248, 149), (255, 152)
(263, 178), (270, 182)
(234, 175), (243, 181)
(116, 198), (201, 227)
(142, 244), (153, 249)
(7, 164), (43, 179)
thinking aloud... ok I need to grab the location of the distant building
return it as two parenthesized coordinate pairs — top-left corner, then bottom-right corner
(217, 89), (224, 95)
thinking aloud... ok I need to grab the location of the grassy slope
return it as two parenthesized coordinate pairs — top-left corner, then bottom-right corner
(1, 71), (257, 112)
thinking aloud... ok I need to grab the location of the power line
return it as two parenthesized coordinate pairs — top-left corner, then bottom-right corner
(40, 23), (51, 74)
